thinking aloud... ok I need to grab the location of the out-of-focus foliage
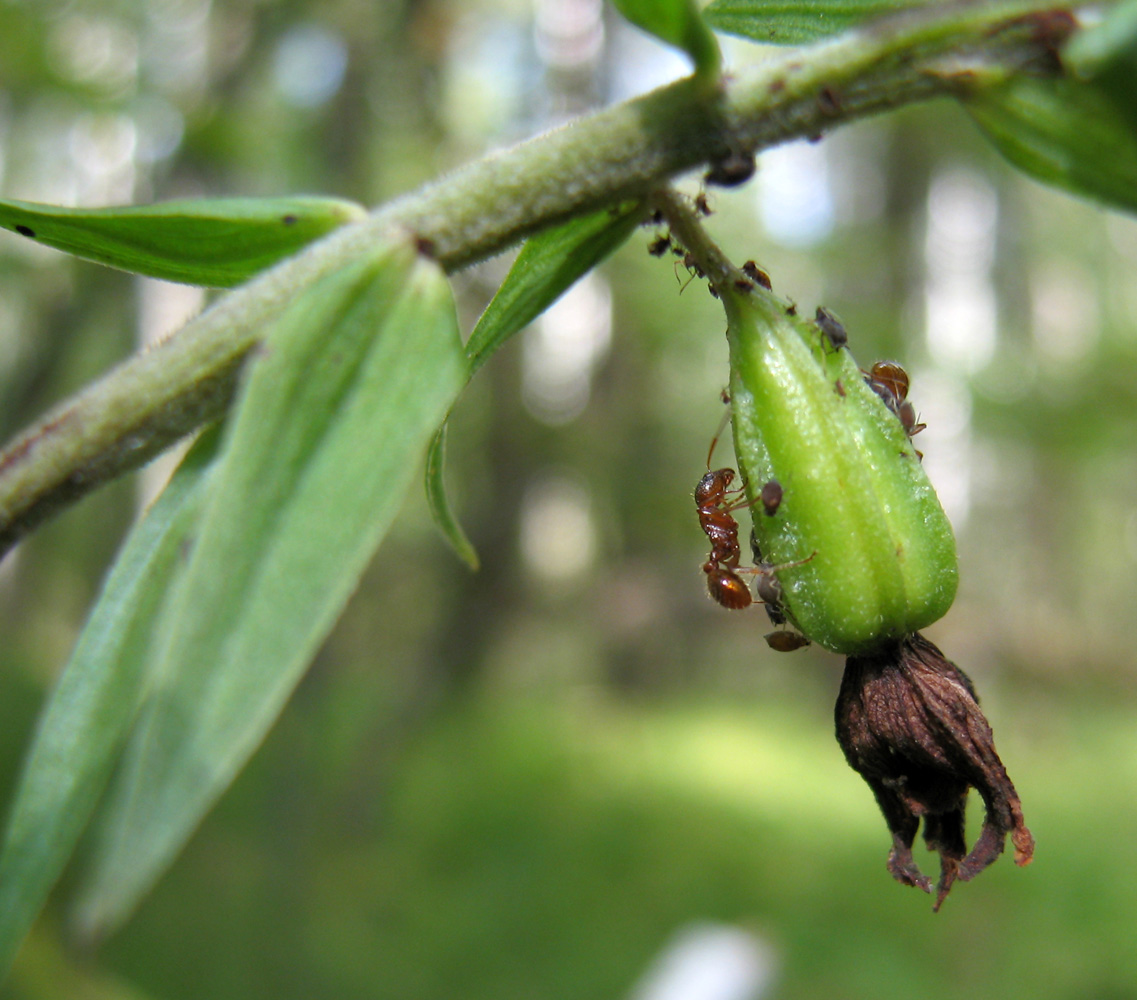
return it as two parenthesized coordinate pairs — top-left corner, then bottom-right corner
(1, 1), (1137, 1000)
(0, 426), (220, 980)
(608, 0), (720, 76)
(966, 75), (1137, 215)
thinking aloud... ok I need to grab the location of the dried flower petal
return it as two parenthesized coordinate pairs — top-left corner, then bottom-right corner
(835, 632), (1033, 910)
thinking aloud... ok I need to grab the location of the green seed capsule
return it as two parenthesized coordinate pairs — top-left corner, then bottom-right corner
(723, 285), (958, 654)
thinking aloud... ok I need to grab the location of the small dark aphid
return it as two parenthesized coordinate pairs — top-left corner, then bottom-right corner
(785, 302), (798, 316)
(756, 571), (782, 608)
(834, 379), (846, 398)
(648, 234), (672, 257)
(705, 149), (756, 187)
(709, 284), (720, 299)
(754, 551), (816, 607)
(897, 400), (926, 438)
(760, 479), (782, 517)
(818, 85), (842, 116)
(694, 192), (713, 216)
(649, 209), (665, 225)
(741, 260), (772, 291)
(15, 225), (35, 238)
(749, 528), (763, 564)
(815, 306), (848, 351)
(748, 531), (785, 624)
(765, 630), (810, 652)
(734, 278), (754, 293)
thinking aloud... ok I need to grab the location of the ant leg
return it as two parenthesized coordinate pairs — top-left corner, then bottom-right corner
(766, 550), (817, 574)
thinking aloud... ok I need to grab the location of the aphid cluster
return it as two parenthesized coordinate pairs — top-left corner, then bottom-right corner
(645, 197), (773, 302)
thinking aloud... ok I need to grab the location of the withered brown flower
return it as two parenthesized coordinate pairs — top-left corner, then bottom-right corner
(835, 632), (1034, 910)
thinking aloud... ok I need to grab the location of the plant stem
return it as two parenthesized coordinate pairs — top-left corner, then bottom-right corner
(654, 188), (741, 293)
(0, 1), (1076, 556)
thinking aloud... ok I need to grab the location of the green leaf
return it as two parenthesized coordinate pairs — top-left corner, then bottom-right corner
(703, 0), (932, 44)
(1066, 0), (1137, 77)
(0, 196), (367, 287)
(424, 202), (642, 567)
(73, 236), (467, 938)
(425, 423), (479, 571)
(465, 202), (644, 377)
(609, 0), (721, 79)
(966, 75), (1137, 215)
(1066, 0), (1137, 137)
(0, 426), (221, 981)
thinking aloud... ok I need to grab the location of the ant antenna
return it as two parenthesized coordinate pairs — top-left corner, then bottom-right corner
(706, 390), (732, 469)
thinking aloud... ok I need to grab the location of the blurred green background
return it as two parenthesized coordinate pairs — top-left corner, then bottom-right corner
(2, 1), (1137, 999)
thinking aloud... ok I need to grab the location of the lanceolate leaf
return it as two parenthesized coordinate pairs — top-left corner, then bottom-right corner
(425, 423), (479, 571)
(465, 202), (644, 377)
(966, 75), (1137, 215)
(0, 426), (222, 981)
(0, 196), (366, 287)
(74, 236), (466, 937)
(427, 202), (643, 566)
(703, 0), (933, 44)
(609, 0), (721, 79)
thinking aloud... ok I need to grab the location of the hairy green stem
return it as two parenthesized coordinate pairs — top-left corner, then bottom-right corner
(0, 1), (1075, 555)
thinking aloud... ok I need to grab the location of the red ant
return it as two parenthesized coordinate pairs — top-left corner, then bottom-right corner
(696, 405), (814, 610)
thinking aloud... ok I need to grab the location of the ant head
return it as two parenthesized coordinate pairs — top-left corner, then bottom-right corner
(696, 468), (732, 504)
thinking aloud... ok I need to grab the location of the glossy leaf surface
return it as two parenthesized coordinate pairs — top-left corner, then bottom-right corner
(0, 196), (366, 287)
